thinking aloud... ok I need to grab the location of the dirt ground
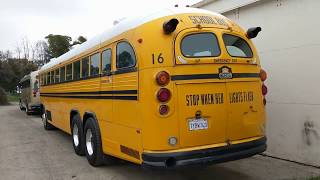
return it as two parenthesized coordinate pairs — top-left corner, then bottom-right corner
(0, 104), (319, 180)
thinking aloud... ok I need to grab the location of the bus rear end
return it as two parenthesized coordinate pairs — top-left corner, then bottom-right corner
(141, 14), (267, 168)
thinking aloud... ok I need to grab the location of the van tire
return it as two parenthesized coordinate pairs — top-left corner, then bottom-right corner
(42, 107), (55, 130)
(84, 117), (105, 166)
(71, 114), (85, 156)
(25, 104), (32, 115)
(19, 100), (25, 111)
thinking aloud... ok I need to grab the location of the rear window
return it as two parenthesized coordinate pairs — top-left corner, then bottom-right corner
(181, 33), (220, 57)
(223, 34), (253, 58)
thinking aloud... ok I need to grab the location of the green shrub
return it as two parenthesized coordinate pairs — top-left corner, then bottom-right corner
(0, 87), (9, 105)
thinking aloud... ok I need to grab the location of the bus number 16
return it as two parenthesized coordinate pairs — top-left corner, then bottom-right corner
(152, 53), (164, 64)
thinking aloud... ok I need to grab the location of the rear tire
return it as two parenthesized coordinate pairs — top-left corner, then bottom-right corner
(19, 100), (25, 111)
(71, 114), (85, 156)
(25, 104), (32, 115)
(84, 117), (108, 166)
(42, 107), (55, 130)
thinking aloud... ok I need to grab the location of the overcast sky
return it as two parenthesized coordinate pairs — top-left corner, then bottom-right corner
(0, 0), (201, 51)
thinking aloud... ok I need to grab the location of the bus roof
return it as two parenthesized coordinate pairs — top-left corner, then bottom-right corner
(40, 7), (222, 72)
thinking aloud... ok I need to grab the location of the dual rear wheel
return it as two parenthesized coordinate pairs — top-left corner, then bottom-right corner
(71, 116), (115, 166)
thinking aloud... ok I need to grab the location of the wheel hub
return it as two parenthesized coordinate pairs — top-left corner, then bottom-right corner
(73, 124), (79, 147)
(86, 129), (93, 156)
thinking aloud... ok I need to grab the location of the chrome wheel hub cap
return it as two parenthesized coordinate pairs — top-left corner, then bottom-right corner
(86, 129), (93, 156)
(42, 113), (46, 125)
(73, 124), (79, 147)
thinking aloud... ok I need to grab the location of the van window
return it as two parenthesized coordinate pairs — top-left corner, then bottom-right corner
(21, 79), (30, 89)
(116, 42), (136, 69)
(82, 57), (89, 78)
(55, 69), (60, 83)
(66, 64), (72, 81)
(33, 80), (39, 92)
(73, 61), (80, 80)
(223, 34), (253, 58)
(90, 53), (100, 76)
(181, 33), (220, 57)
(60, 66), (65, 82)
(102, 49), (111, 74)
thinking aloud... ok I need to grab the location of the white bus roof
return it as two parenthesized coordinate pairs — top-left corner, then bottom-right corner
(40, 7), (220, 72)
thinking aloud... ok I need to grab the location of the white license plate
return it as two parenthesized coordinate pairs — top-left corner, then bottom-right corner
(188, 118), (208, 131)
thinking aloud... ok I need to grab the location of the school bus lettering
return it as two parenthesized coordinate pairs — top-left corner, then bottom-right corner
(214, 58), (238, 63)
(188, 15), (228, 26)
(229, 91), (254, 104)
(186, 93), (224, 106)
(214, 17), (228, 26)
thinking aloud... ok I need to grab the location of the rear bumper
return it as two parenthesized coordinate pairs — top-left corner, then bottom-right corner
(142, 137), (266, 168)
(30, 104), (41, 112)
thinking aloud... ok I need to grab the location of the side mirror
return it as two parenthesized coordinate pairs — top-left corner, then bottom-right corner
(246, 27), (261, 39)
(163, 18), (179, 34)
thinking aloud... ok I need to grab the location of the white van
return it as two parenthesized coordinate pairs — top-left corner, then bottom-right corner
(19, 70), (40, 115)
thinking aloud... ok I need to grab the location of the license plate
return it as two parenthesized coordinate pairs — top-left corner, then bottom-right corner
(188, 118), (208, 131)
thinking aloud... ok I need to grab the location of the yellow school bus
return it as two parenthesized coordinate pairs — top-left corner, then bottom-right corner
(39, 7), (268, 168)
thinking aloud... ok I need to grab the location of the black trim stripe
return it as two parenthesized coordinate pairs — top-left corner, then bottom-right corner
(41, 67), (137, 87)
(171, 73), (259, 81)
(40, 90), (137, 95)
(40, 95), (138, 100)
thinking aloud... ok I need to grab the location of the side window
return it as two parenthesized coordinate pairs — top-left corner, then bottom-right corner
(223, 34), (253, 58)
(90, 53), (100, 76)
(50, 71), (54, 84)
(73, 61), (80, 80)
(55, 69), (60, 83)
(40, 75), (43, 86)
(116, 42), (136, 69)
(102, 49), (112, 74)
(47, 72), (51, 84)
(45, 73), (48, 85)
(82, 57), (89, 78)
(60, 66), (65, 82)
(66, 64), (72, 81)
(41, 75), (44, 86)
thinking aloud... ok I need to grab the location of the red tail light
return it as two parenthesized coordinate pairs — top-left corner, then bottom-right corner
(157, 88), (171, 102)
(262, 84), (268, 96)
(159, 105), (169, 115)
(260, 69), (267, 82)
(156, 71), (170, 86)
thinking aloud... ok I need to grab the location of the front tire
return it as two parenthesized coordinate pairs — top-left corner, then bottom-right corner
(84, 117), (105, 166)
(71, 114), (85, 156)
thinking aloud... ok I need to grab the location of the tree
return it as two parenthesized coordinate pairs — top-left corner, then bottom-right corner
(45, 34), (72, 58)
(0, 58), (37, 92)
(33, 40), (50, 66)
(15, 44), (22, 60)
(21, 37), (30, 60)
(0, 87), (8, 105)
